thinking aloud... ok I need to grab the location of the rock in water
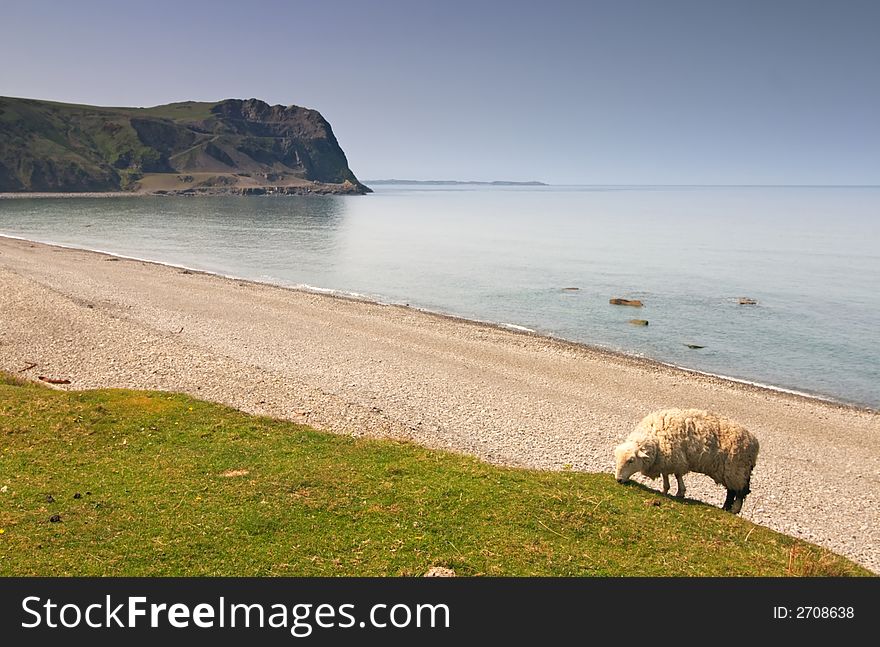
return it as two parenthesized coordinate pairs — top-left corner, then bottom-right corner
(610, 298), (643, 307)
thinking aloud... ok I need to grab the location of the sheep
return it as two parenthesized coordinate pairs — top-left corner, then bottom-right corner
(613, 408), (759, 513)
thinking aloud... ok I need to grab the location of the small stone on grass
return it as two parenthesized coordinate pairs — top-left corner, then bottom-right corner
(423, 566), (456, 577)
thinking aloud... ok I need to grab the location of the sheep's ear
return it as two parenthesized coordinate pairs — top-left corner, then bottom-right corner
(636, 449), (649, 459)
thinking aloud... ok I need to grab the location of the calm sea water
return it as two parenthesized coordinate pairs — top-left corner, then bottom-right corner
(2, 185), (878, 408)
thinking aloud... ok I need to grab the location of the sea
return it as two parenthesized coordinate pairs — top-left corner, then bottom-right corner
(1, 184), (878, 408)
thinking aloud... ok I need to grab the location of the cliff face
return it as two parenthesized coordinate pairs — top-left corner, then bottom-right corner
(0, 97), (369, 193)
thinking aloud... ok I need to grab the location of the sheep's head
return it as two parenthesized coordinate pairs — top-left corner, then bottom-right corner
(613, 440), (650, 483)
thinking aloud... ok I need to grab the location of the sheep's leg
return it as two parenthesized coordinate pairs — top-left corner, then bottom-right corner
(730, 495), (744, 514)
(722, 489), (736, 511)
(662, 473), (670, 495)
(730, 474), (752, 515)
(675, 474), (686, 498)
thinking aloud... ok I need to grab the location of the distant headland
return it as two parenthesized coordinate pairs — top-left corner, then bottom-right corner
(0, 96), (370, 195)
(366, 179), (549, 186)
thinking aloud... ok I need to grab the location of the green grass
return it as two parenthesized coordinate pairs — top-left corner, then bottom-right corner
(0, 96), (219, 123)
(136, 101), (218, 122)
(0, 373), (869, 576)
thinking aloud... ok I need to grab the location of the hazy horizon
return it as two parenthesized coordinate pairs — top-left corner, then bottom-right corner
(362, 179), (880, 187)
(2, 0), (879, 185)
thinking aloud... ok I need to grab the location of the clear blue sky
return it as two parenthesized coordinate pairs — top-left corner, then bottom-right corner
(2, 0), (878, 184)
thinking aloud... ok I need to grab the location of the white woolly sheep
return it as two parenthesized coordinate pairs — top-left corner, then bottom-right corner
(613, 408), (759, 513)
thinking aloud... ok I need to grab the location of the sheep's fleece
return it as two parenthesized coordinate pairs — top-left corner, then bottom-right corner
(613, 408), (759, 513)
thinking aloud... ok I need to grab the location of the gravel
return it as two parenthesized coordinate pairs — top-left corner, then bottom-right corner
(1, 236), (878, 572)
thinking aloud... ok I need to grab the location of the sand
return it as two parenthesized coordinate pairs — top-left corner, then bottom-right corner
(0, 236), (877, 572)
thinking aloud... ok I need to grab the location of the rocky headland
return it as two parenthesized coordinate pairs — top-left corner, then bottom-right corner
(0, 96), (369, 195)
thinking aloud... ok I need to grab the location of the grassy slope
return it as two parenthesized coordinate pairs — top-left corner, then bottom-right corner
(0, 373), (869, 576)
(0, 98), (181, 190)
(133, 101), (218, 122)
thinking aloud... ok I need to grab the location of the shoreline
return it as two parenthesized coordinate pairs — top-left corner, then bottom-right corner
(0, 182), (370, 200)
(0, 233), (872, 414)
(0, 192), (138, 199)
(1, 235), (878, 572)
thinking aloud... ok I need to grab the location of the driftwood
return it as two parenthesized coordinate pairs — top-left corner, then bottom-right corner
(38, 376), (71, 385)
(19, 361), (37, 372)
